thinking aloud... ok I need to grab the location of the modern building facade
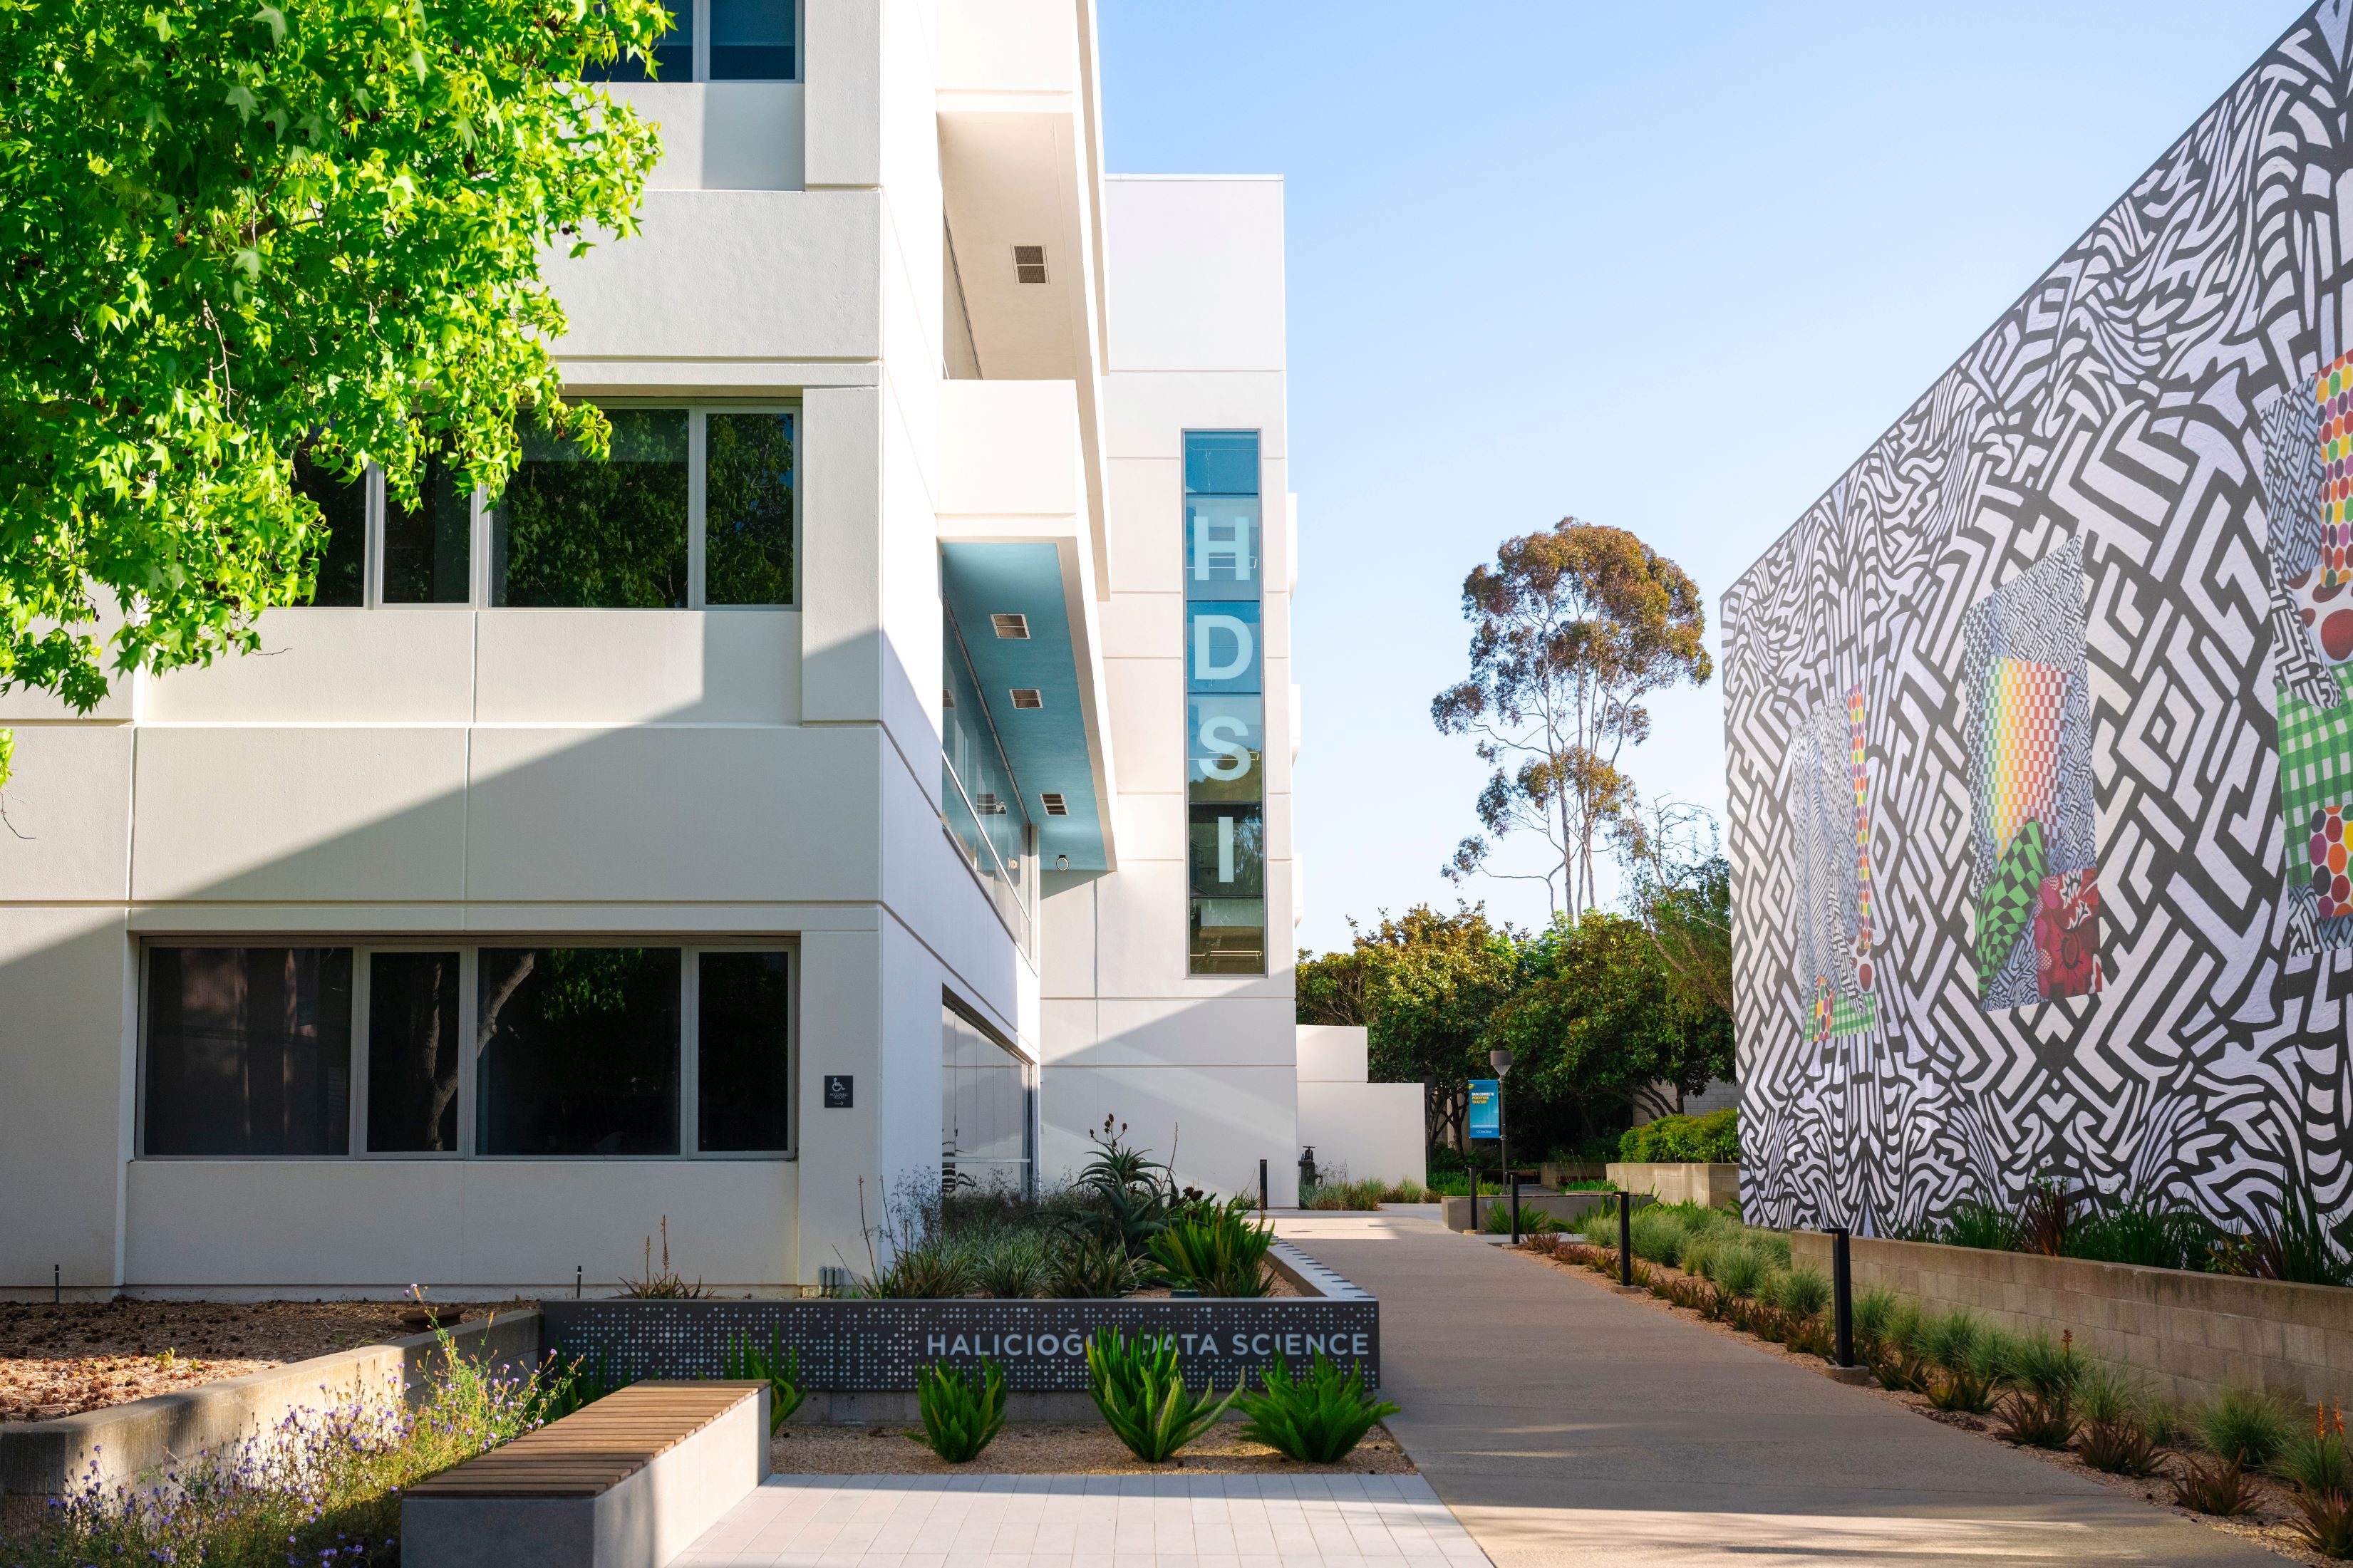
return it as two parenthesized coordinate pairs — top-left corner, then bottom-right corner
(0, 0), (1336, 1297)
(1724, 4), (2353, 1235)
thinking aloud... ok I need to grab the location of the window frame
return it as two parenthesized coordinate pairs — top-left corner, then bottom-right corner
(135, 938), (798, 1162)
(593, 0), (805, 84)
(287, 402), (799, 612)
(1180, 427), (1269, 978)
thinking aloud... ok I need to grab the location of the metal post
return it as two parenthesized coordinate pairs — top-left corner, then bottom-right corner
(1830, 1226), (1855, 1368)
(1498, 1081), (1510, 1221)
(1468, 1167), (1479, 1234)
(1616, 1190), (1633, 1287)
(1259, 1158), (1269, 1215)
(53, 1264), (61, 1304)
(1509, 1173), (1521, 1245)
(574, 1264), (583, 1301)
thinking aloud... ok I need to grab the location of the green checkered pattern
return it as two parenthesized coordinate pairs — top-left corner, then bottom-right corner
(1977, 819), (2046, 981)
(1828, 992), (1877, 1037)
(2277, 667), (2353, 833)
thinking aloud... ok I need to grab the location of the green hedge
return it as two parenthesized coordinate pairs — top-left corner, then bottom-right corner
(1618, 1108), (1739, 1164)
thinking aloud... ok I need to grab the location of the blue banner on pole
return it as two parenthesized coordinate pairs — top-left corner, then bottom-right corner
(1467, 1079), (1500, 1140)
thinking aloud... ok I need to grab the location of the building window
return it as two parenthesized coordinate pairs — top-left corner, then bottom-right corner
(138, 942), (793, 1159)
(1184, 430), (1266, 975)
(142, 947), (353, 1156)
(942, 999), (1035, 1197)
(492, 410), (691, 608)
(941, 606), (1038, 950)
(289, 448), (368, 607)
(383, 459), (474, 605)
(584, 0), (798, 82)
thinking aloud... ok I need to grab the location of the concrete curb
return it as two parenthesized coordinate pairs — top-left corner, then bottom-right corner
(1, 1309), (543, 1498)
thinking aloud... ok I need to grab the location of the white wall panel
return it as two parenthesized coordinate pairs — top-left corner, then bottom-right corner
(133, 727), (468, 902)
(1037, 873), (1097, 998)
(1298, 1083), (1424, 1187)
(1103, 370), (1287, 461)
(1103, 177), (1286, 373)
(0, 727), (130, 902)
(0, 909), (130, 1289)
(1040, 1064), (1298, 1204)
(802, 0), (881, 187)
(475, 610), (799, 725)
(802, 385), (885, 724)
(1102, 657), (1181, 796)
(1104, 456), (1179, 596)
(1076, 996), (1298, 1067)
(147, 610), (474, 724)
(1097, 591), (1179, 660)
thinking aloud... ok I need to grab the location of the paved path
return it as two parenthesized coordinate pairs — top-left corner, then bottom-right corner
(1275, 1213), (2276, 1568)
(672, 1473), (1490, 1568)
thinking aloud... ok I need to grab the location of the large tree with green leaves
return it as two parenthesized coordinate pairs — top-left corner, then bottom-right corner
(1432, 519), (1711, 919)
(0, 0), (668, 786)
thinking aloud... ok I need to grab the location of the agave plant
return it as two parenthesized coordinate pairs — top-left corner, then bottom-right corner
(1086, 1328), (1238, 1463)
(1236, 1352), (1400, 1463)
(1046, 1234), (1152, 1299)
(1148, 1210), (1276, 1297)
(911, 1359), (1007, 1463)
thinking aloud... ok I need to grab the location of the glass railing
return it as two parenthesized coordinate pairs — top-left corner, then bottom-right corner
(941, 608), (1036, 955)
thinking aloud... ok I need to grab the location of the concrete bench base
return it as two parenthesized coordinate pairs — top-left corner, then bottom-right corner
(403, 1382), (769, 1568)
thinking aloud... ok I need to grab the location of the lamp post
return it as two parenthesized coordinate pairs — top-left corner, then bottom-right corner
(1489, 1047), (1516, 1241)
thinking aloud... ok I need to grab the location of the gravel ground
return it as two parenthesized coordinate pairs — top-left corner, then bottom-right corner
(770, 1421), (1412, 1475)
(1511, 1242), (2329, 1567)
(0, 1299), (517, 1423)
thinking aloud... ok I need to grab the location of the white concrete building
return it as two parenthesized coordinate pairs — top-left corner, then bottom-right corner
(0, 0), (1431, 1299)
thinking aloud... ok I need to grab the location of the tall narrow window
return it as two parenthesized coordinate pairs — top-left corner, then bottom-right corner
(367, 952), (461, 1153)
(383, 458), (472, 604)
(492, 408), (690, 608)
(289, 448), (367, 607)
(704, 411), (795, 604)
(475, 947), (681, 1155)
(1184, 430), (1266, 975)
(143, 947), (353, 1156)
(698, 950), (791, 1151)
(941, 1001), (1034, 1196)
(710, 0), (795, 79)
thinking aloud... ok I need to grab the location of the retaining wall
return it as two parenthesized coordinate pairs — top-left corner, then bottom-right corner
(1787, 1232), (2353, 1408)
(1606, 1163), (1739, 1207)
(1, 1310), (542, 1498)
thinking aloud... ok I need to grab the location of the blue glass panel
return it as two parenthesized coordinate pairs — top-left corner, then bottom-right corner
(1186, 601), (1261, 695)
(710, 0), (795, 79)
(582, 0), (691, 81)
(1186, 695), (1263, 801)
(1184, 496), (1260, 601)
(1184, 431), (1259, 496)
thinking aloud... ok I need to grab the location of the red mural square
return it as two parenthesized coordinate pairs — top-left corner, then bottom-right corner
(2033, 868), (2101, 1000)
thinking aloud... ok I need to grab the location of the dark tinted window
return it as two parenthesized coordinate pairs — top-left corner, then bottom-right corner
(144, 948), (352, 1156)
(582, 0), (693, 81)
(290, 449), (366, 606)
(367, 952), (460, 1153)
(710, 0), (793, 78)
(705, 411), (795, 604)
(384, 458), (471, 603)
(492, 410), (688, 608)
(698, 951), (790, 1151)
(475, 947), (680, 1155)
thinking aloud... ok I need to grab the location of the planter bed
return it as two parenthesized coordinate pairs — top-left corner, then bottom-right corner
(542, 1240), (1379, 1401)
(765, 1420), (1414, 1475)
(1789, 1230), (2353, 1409)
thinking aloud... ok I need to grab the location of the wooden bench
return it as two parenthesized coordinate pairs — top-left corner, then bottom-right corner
(402, 1381), (770, 1568)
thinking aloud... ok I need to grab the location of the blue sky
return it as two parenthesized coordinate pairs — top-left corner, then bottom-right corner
(1095, 1), (2305, 955)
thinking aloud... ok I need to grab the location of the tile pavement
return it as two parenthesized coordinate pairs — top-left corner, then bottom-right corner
(672, 1473), (1491, 1568)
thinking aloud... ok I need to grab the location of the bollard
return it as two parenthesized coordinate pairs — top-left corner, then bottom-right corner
(53, 1263), (61, 1304)
(574, 1264), (584, 1301)
(1510, 1173), (1521, 1244)
(1616, 1190), (1633, 1286)
(1259, 1158), (1269, 1215)
(1830, 1225), (1855, 1368)
(1469, 1171), (1480, 1234)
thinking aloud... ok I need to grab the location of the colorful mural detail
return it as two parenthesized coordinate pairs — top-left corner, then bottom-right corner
(1789, 689), (1876, 1042)
(2033, 869), (2100, 1000)
(1960, 541), (2098, 1011)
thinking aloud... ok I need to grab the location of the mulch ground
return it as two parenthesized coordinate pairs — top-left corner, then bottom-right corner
(0, 1299), (517, 1423)
(1510, 1241), (2330, 1567)
(772, 1420), (1412, 1475)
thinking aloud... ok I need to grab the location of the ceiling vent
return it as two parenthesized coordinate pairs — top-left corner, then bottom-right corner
(1013, 245), (1048, 284)
(991, 613), (1030, 640)
(1009, 688), (1043, 710)
(973, 791), (1006, 816)
(941, 687), (955, 709)
(1040, 792), (1070, 816)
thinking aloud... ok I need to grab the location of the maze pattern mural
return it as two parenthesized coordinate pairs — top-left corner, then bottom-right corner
(1722, 1), (2353, 1234)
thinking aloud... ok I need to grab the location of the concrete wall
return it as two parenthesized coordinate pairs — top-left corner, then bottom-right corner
(1789, 1232), (2353, 1410)
(1608, 1163), (1742, 1208)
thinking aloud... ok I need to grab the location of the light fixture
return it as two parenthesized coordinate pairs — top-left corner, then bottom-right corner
(1055, 854), (1070, 871)
(1489, 1047), (1515, 1076)
(991, 613), (1030, 639)
(1009, 688), (1043, 710)
(1013, 245), (1048, 284)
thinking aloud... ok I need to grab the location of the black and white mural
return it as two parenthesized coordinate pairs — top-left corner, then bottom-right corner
(1722, 1), (2353, 1232)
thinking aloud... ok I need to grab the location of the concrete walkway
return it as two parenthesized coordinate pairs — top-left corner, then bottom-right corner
(1275, 1213), (2277, 1568)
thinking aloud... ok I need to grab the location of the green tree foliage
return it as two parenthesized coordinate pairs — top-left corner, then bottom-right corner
(1432, 519), (1710, 918)
(0, 0), (668, 786)
(1297, 904), (1518, 1151)
(1614, 799), (1735, 1017)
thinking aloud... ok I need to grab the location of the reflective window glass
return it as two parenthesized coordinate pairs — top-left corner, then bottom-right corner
(1189, 898), (1266, 977)
(290, 448), (366, 607)
(475, 947), (681, 1156)
(492, 409), (689, 608)
(1186, 695), (1264, 801)
(1186, 601), (1261, 694)
(942, 1004), (1033, 1195)
(698, 951), (791, 1152)
(1183, 431), (1259, 497)
(1189, 803), (1265, 899)
(383, 458), (470, 604)
(582, 0), (692, 81)
(710, 0), (795, 79)
(367, 952), (460, 1153)
(705, 411), (795, 604)
(1184, 496), (1260, 601)
(144, 947), (352, 1156)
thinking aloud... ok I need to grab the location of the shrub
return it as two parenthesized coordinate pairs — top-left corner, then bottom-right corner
(1940, 1200), (2018, 1252)
(2193, 1386), (2295, 1468)
(1385, 1178), (1429, 1204)
(911, 1359), (1007, 1463)
(2171, 1453), (2260, 1516)
(1917, 1312), (2002, 1414)
(1482, 1201), (1558, 1235)
(1710, 1240), (1771, 1299)
(2066, 1200), (2218, 1272)
(1998, 1332), (2081, 1403)
(1851, 1287), (1900, 1354)
(2213, 1188), (2353, 1286)
(2291, 1490), (2353, 1559)
(1236, 1351), (1401, 1463)
(1046, 1235), (1149, 1299)
(1087, 1329), (1238, 1463)
(862, 1237), (977, 1299)
(719, 1330), (806, 1432)
(1776, 1264), (1831, 1320)
(2277, 1416), (2353, 1497)
(1628, 1208), (1689, 1265)
(1995, 1388), (2076, 1449)
(1149, 1210), (1274, 1297)
(1618, 1109), (1738, 1164)
(974, 1233), (1049, 1299)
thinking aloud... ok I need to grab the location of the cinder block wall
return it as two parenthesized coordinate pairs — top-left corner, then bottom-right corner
(1789, 1233), (2353, 1408)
